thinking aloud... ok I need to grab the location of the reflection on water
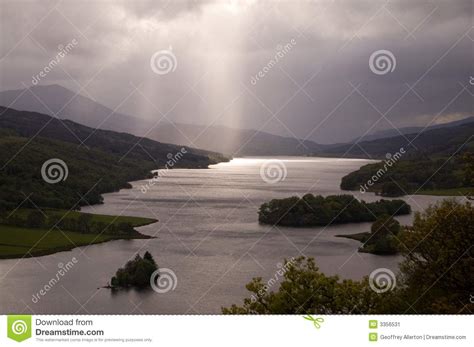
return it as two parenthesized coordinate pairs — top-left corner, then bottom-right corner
(0, 157), (453, 314)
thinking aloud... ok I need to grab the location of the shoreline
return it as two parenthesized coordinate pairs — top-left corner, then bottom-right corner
(0, 233), (155, 260)
(0, 212), (158, 260)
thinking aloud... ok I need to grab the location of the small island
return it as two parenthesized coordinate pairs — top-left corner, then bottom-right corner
(336, 215), (401, 255)
(258, 194), (411, 227)
(110, 252), (158, 289)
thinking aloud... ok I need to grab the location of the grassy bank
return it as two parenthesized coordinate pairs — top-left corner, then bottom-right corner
(0, 209), (157, 259)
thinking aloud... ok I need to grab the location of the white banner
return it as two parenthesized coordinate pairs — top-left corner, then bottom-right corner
(0, 315), (472, 346)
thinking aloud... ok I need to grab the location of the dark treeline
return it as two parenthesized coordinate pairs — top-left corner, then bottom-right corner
(0, 131), (152, 210)
(258, 194), (411, 227)
(0, 209), (152, 237)
(341, 153), (474, 197)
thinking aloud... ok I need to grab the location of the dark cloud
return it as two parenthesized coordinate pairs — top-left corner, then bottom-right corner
(0, 0), (472, 143)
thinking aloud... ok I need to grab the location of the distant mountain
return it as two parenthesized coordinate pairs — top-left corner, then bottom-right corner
(352, 117), (474, 142)
(323, 121), (474, 159)
(0, 106), (227, 168)
(148, 122), (330, 156)
(0, 84), (329, 156)
(0, 84), (154, 134)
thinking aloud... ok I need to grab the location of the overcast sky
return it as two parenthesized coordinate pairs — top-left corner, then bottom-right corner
(0, 0), (472, 143)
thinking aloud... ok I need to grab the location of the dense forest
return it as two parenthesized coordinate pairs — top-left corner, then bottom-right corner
(0, 107), (227, 211)
(337, 120), (474, 196)
(0, 130), (153, 210)
(340, 152), (474, 196)
(258, 194), (411, 227)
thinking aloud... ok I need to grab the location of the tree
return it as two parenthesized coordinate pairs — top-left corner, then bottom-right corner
(362, 215), (400, 254)
(370, 215), (400, 241)
(397, 199), (473, 313)
(110, 252), (158, 288)
(92, 221), (107, 234)
(463, 152), (474, 199)
(77, 214), (93, 233)
(144, 251), (157, 267)
(25, 210), (46, 228)
(462, 152), (474, 187)
(117, 222), (135, 235)
(381, 182), (405, 197)
(131, 261), (154, 287)
(0, 199), (9, 215)
(222, 257), (385, 314)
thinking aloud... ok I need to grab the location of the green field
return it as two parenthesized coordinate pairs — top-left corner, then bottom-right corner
(10, 209), (156, 227)
(0, 210), (157, 259)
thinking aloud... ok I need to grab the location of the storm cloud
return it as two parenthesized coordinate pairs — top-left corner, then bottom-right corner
(0, 0), (472, 143)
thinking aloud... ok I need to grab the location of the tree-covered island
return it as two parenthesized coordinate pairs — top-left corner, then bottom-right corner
(110, 252), (158, 289)
(258, 194), (411, 227)
(336, 215), (401, 255)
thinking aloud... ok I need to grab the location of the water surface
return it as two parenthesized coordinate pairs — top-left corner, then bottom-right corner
(0, 157), (450, 314)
